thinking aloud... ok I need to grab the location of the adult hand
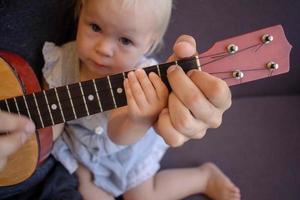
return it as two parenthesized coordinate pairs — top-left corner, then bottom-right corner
(154, 35), (232, 147)
(0, 112), (35, 171)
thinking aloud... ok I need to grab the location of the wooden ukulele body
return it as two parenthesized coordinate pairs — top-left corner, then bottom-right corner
(0, 52), (52, 186)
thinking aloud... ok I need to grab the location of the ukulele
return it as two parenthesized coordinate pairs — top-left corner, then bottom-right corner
(0, 24), (291, 186)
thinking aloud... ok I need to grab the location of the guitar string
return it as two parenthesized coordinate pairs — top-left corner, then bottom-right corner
(1, 66), (272, 128)
(200, 43), (262, 67)
(2, 64), (270, 126)
(1, 42), (271, 126)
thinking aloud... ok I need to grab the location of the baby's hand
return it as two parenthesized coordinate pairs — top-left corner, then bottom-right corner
(124, 69), (168, 125)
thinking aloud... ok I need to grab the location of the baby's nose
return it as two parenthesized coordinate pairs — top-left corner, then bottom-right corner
(95, 38), (114, 57)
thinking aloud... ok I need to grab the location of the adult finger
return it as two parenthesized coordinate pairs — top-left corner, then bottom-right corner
(0, 131), (32, 158)
(187, 70), (232, 111)
(168, 92), (208, 138)
(154, 108), (188, 147)
(167, 66), (223, 128)
(0, 112), (35, 133)
(167, 35), (197, 62)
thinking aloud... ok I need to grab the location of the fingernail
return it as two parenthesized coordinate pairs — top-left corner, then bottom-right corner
(167, 65), (181, 74)
(128, 71), (134, 77)
(25, 122), (35, 134)
(135, 68), (142, 73)
(187, 69), (196, 77)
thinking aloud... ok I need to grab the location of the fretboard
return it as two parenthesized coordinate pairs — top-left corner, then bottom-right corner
(0, 57), (199, 129)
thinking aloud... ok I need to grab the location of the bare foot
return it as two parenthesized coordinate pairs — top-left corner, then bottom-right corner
(200, 163), (241, 200)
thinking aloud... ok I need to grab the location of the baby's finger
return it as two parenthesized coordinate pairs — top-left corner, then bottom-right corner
(127, 72), (148, 108)
(124, 79), (139, 112)
(148, 72), (168, 101)
(135, 69), (156, 103)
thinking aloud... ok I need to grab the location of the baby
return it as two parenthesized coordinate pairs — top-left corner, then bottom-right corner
(43, 0), (240, 199)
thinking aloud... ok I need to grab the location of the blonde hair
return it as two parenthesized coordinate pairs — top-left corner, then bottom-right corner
(75, 0), (173, 55)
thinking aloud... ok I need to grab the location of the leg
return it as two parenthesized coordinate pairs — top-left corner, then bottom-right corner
(123, 162), (240, 200)
(76, 164), (114, 200)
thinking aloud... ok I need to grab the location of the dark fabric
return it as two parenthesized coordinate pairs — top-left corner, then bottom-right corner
(161, 95), (300, 200)
(0, 156), (55, 199)
(0, 0), (76, 83)
(0, 157), (82, 200)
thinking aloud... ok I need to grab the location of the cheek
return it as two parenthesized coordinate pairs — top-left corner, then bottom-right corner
(115, 52), (142, 70)
(76, 37), (92, 59)
(76, 41), (86, 60)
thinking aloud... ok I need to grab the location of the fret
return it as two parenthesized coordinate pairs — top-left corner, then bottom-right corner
(156, 65), (161, 77)
(109, 73), (127, 108)
(79, 82), (90, 116)
(34, 91), (54, 127)
(68, 83), (88, 118)
(195, 55), (201, 68)
(107, 76), (117, 108)
(24, 94), (43, 129)
(93, 79), (103, 112)
(45, 88), (64, 124)
(6, 98), (18, 115)
(177, 57), (199, 72)
(14, 96), (30, 118)
(81, 80), (101, 115)
(95, 78), (115, 111)
(23, 95), (32, 120)
(66, 85), (77, 119)
(0, 100), (8, 112)
(32, 93), (45, 128)
(54, 88), (66, 122)
(0, 57), (199, 128)
(5, 99), (10, 113)
(56, 86), (76, 121)
(43, 90), (55, 126)
(157, 62), (172, 91)
(13, 97), (20, 115)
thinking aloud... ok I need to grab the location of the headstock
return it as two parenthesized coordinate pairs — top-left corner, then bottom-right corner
(199, 25), (292, 86)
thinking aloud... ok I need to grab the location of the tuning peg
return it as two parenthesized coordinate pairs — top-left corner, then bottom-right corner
(227, 44), (239, 54)
(232, 70), (244, 79)
(262, 34), (274, 44)
(266, 61), (279, 70)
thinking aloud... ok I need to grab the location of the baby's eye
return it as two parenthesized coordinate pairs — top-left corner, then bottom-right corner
(90, 23), (101, 32)
(120, 37), (133, 46)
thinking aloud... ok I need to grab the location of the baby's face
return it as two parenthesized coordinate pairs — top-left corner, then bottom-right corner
(77, 0), (157, 78)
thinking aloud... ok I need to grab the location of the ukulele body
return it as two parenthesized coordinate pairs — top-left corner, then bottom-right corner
(0, 51), (52, 186)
